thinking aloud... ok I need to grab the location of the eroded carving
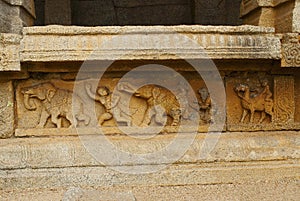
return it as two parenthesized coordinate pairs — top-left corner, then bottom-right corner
(120, 83), (181, 126)
(85, 83), (133, 126)
(0, 52), (8, 67)
(282, 34), (300, 67)
(198, 87), (212, 124)
(234, 80), (273, 123)
(21, 82), (90, 128)
(274, 76), (294, 123)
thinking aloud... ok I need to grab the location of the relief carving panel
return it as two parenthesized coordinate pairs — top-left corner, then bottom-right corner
(226, 72), (297, 131)
(15, 76), (218, 136)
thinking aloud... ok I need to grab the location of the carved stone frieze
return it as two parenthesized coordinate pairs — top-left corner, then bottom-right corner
(281, 33), (300, 67)
(15, 76), (220, 136)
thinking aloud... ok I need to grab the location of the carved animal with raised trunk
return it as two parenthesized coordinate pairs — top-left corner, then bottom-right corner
(235, 83), (273, 123)
(119, 82), (181, 126)
(21, 82), (90, 128)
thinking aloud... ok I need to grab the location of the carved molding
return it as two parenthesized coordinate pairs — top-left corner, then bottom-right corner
(274, 76), (295, 123)
(281, 34), (300, 67)
(20, 25), (280, 62)
(0, 33), (21, 71)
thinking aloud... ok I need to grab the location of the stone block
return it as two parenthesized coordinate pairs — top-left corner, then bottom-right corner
(0, 0), (35, 34)
(45, 0), (71, 25)
(116, 5), (191, 25)
(0, 33), (21, 71)
(241, 0), (300, 33)
(71, 0), (116, 26)
(226, 72), (299, 131)
(0, 81), (14, 138)
(20, 25), (280, 62)
(194, 0), (242, 25)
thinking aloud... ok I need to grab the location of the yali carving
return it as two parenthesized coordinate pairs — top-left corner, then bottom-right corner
(234, 80), (273, 123)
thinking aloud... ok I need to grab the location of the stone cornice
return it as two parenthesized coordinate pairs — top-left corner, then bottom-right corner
(19, 25), (281, 63)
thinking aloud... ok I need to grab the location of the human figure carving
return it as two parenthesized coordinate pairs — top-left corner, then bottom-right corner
(235, 82), (273, 123)
(85, 83), (132, 126)
(21, 82), (90, 128)
(198, 87), (212, 123)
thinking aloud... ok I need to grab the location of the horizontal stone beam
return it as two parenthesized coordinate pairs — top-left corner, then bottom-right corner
(20, 25), (281, 62)
(0, 131), (299, 170)
(1, 161), (299, 190)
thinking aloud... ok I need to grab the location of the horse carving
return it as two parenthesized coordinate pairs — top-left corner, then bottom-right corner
(234, 83), (273, 123)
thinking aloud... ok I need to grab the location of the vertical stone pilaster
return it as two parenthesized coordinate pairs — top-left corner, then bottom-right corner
(0, 81), (14, 138)
(273, 76), (295, 123)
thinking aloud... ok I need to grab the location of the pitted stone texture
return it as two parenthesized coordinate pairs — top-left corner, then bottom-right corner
(0, 33), (21, 71)
(1, 179), (299, 201)
(241, 0), (300, 33)
(0, 131), (299, 169)
(45, 0), (71, 25)
(0, 0), (35, 34)
(0, 161), (299, 190)
(281, 33), (300, 67)
(20, 25), (280, 62)
(0, 81), (14, 138)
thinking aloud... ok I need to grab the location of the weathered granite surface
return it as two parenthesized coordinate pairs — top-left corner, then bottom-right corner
(0, 0), (35, 34)
(0, 33), (21, 71)
(20, 25), (281, 62)
(0, 81), (14, 138)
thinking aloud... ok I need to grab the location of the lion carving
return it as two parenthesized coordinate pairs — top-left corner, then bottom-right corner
(21, 82), (90, 128)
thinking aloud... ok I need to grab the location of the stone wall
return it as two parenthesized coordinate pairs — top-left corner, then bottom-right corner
(0, 25), (299, 200)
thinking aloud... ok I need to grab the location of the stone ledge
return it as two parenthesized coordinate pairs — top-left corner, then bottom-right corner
(1, 160), (299, 190)
(1, 131), (299, 170)
(1, 178), (299, 201)
(20, 25), (281, 62)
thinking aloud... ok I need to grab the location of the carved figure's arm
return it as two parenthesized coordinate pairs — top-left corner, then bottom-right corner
(85, 84), (102, 102)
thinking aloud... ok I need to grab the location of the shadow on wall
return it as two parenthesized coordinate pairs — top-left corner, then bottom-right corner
(34, 0), (242, 26)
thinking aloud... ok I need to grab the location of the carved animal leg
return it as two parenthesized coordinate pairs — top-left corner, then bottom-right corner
(51, 111), (62, 128)
(98, 112), (113, 125)
(36, 108), (50, 128)
(66, 113), (76, 128)
(114, 108), (132, 126)
(258, 112), (266, 123)
(249, 110), (255, 123)
(140, 108), (153, 127)
(240, 110), (248, 123)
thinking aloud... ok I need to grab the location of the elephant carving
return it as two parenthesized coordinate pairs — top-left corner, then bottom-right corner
(119, 82), (181, 126)
(21, 82), (90, 128)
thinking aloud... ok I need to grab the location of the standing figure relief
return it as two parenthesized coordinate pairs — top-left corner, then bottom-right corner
(85, 83), (133, 126)
(21, 82), (90, 128)
(234, 80), (273, 123)
(198, 87), (213, 124)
